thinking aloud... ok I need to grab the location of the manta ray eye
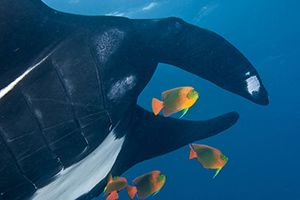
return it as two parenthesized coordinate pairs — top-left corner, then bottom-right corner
(172, 20), (183, 33)
(168, 18), (183, 36)
(175, 21), (181, 29)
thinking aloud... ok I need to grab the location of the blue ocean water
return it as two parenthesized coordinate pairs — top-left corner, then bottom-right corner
(43, 0), (300, 199)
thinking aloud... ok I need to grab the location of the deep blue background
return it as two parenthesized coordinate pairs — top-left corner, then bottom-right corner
(43, 0), (300, 199)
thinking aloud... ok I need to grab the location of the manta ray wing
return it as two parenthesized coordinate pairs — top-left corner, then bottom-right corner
(0, 0), (267, 199)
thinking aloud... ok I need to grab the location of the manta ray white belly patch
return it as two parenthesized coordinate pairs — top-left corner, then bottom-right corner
(32, 130), (125, 200)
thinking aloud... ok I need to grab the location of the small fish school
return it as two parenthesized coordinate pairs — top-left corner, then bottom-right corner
(103, 86), (228, 200)
(152, 86), (199, 118)
(189, 144), (228, 179)
(103, 171), (166, 200)
(103, 143), (228, 200)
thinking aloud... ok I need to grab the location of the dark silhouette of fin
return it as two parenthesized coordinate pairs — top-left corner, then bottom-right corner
(0, 0), (267, 199)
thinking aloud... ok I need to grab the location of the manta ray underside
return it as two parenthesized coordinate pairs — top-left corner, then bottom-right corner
(0, 0), (269, 199)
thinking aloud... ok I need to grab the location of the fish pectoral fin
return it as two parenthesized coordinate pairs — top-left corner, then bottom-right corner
(103, 186), (107, 194)
(213, 168), (222, 179)
(153, 188), (161, 196)
(179, 108), (189, 118)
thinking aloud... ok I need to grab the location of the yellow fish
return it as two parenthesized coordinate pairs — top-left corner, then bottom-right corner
(189, 144), (228, 178)
(152, 86), (199, 118)
(103, 174), (127, 200)
(126, 170), (166, 199)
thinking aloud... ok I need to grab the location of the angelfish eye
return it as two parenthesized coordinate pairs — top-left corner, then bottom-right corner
(157, 173), (166, 182)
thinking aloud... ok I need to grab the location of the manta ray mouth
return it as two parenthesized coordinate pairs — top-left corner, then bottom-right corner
(31, 129), (125, 200)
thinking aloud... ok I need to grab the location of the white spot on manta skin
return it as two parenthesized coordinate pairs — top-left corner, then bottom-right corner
(32, 130), (125, 200)
(245, 71), (250, 76)
(107, 75), (136, 100)
(95, 29), (125, 63)
(34, 109), (43, 120)
(63, 79), (74, 95)
(246, 75), (260, 95)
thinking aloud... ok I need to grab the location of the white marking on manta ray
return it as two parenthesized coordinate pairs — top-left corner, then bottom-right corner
(107, 75), (136, 100)
(246, 75), (261, 95)
(95, 29), (125, 63)
(32, 130), (125, 200)
(0, 53), (53, 100)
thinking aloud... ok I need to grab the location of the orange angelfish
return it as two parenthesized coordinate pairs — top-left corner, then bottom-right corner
(126, 170), (166, 199)
(189, 144), (228, 178)
(152, 86), (199, 118)
(103, 174), (127, 200)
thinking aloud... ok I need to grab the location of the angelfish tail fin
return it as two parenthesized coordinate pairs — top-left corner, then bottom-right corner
(106, 190), (119, 200)
(126, 185), (137, 199)
(152, 98), (163, 115)
(189, 144), (197, 160)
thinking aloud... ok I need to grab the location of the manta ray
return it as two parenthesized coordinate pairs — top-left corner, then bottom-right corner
(0, 0), (269, 199)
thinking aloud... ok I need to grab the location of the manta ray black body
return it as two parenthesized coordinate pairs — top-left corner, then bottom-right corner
(0, 0), (269, 199)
